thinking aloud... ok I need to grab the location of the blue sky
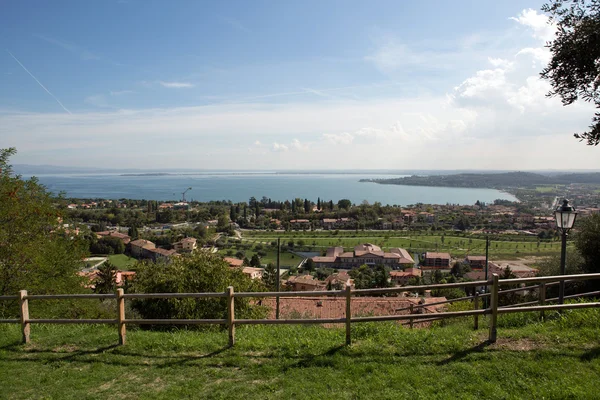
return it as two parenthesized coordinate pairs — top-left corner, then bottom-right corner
(1, 1), (599, 170)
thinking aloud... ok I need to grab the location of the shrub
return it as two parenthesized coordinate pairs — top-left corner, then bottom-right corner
(130, 252), (267, 327)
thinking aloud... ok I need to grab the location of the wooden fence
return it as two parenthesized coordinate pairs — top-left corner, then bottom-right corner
(2, 272), (600, 347)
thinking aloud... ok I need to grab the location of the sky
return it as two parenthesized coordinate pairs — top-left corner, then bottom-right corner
(1, 0), (599, 170)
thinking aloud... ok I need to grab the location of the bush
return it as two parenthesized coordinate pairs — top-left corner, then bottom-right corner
(130, 252), (268, 327)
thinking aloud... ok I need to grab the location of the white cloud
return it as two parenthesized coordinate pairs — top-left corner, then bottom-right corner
(271, 142), (289, 152)
(323, 132), (354, 145)
(159, 81), (195, 88)
(510, 9), (555, 43)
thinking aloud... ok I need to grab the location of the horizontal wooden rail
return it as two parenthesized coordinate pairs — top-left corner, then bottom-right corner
(236, 318), (345, 325)
(352, 309), (487, 323)
(235, 290), (344, 298)
(124, 319), (227, 325)
(500, 290), (600, 309)
(0, 319), (19, 324)
(352, 280), (489, 295)
(26, 294), (116, 300)
(498, 273), (600, 286)
(123, 293), (227, 299)
(498, 302), (600, 314)
(27, 319), (117, 324)
(0, 295), (18, 300)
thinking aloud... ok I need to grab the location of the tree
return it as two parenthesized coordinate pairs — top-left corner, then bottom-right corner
(94, 261), (117, 294)
(262, 263), (278, 291)
(338, 199), (352, 210)
(541, 0), (600, 145)
(128, 226), (139, 240)
(348, 264), (392, 290)
(250, 254), (262, 267)
(130, 252), (267, 323)
(304, 258), (316, 272)
(0, 148), (87, 316)
(575, 213), (600, 273)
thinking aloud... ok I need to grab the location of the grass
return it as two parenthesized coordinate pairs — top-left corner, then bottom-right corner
(2, 309), (600, 399)
(108, 254), (137, 270)
(217, 247), (302, 268)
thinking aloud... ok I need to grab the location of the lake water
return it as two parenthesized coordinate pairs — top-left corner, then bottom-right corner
(27, 173), (518, 205)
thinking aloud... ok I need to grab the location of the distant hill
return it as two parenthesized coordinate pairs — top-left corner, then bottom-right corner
(361, 172), (600, 189)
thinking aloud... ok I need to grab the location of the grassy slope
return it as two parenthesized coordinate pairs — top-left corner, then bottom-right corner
(1, 310), (600, 399)
(243, 231), (565, 259)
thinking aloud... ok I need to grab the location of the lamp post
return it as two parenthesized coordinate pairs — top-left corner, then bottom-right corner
(554, 199), (578, 304)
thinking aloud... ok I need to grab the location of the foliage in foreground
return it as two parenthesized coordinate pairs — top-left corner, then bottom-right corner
(0, 148), (88, 318)
(129, 251), (268, 323)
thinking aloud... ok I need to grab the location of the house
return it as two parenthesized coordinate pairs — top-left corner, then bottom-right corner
(312, 244), (414, 270)
(173, 237), (197, 253)
(242, 267), (264, 280)
(465, 255), (487, 270)
(285, 275), (326, 291)
(97, 231), (131, 245)
(390, 268), (422, 286)
(324, 271), (354, 289)
(116, 271), (136, 286)
(422, 252), (451, 269)
(224, 257), (244, 268)
(148, 247), (178, 262)
(129, 239), (156, 258)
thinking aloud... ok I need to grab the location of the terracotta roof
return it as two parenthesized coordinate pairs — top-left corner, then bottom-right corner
(224, 257), (244, 267)
(149, 248), (177, 256)
(466, 256), (486, 261)
(425, 252), (451, 259)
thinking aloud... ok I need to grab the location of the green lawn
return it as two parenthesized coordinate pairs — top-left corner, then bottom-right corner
(217, 248), (302, 268)
(241, 231), (565, 259)
(108, 254), (137, 270)
(1, 309), (600, 399)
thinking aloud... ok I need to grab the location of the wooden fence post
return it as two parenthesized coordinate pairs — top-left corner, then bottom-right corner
(345, 283), (352, 346)
(473, 291), (479, 330)
(117, 288), (126, 345)
(489, 274), (499, 343)
(19, 290), (30, 344)
(227, 286), (235, 347)
(539, 283), (546, 322)
(409, 304), (414, 329)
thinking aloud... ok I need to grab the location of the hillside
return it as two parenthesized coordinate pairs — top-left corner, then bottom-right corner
(362, 171), (600, 189)
(2, 309), (600, 399)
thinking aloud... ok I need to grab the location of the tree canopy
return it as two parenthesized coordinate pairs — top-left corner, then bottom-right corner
(0, 148), (86, 297)
(130, 251), (267, 323)
(541, 0), (600, 145)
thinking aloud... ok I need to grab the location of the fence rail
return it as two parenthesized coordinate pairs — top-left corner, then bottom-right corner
(1, 273), (600, 347)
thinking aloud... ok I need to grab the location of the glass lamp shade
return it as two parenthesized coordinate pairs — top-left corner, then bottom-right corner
(554, 199), (577, 232)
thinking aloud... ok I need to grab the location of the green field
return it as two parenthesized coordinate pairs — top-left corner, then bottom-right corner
(241, 231), (567, 259)
(217, 247), (302, 268)
(108, 254), (137, 270)
(2, 308), (600, 399)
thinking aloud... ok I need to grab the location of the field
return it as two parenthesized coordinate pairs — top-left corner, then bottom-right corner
(217, 246), (301, 268)
(241, 230), (568, 260)
(1, 308), (600, 399)
(108, 254), (137, 270)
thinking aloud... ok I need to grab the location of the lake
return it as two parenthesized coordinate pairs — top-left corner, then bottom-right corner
(27, 173), (518, 205)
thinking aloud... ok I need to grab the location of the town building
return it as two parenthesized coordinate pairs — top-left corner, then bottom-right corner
(130, 239), (156, 258)
(173, 237), (197, 253)
(285, 275), (326, 291)
(96, 230), (131, 245)
(313, 244), (414, 270)
(390, 268), (422, 286)
(422, 252), (451, 269)
(465, 255), (486, 270)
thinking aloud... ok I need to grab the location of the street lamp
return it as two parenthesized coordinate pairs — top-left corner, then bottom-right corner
(554, 199), (578, 304)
